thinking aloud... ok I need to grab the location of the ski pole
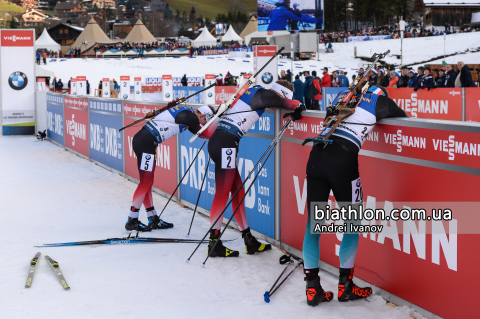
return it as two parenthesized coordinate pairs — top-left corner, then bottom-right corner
(187, 156), (211, 236)
(186, 119), (292, 262)
(119, 83), (216, 131)
(265, 261), (302, 302)
(158, 140), (207, 217)
(264, 261), (292, 303)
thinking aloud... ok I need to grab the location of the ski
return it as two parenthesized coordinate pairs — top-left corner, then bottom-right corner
(25, 252), (41, 288)
(45, 255), (70, 290)
(36, 235), (237, 247)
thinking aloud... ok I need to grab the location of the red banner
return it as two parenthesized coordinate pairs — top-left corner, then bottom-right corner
(120, 76), (130, 81)
(64, 96), (88, 110)
(214, 86), (238, 104)
(123, 117), (178, 196)
(465, 88), (480, 122)
(385, 88), (462, 120)
(123, 102), (163, 118)
(1, 30), (34, 47)
(64, 107), (89, 156)
(255, 45), (277, 57)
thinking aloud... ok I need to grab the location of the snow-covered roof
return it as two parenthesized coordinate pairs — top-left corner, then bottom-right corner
(192, 26), (217, 46)
(423, 0), (480, 6)
(222, 25), (244, 43)
(36, 28), (61, 51)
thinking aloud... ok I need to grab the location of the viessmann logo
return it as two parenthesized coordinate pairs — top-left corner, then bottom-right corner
(259, 49), (275, 54)
(3, 36), (31, 41)
(449, 90), (460, 96)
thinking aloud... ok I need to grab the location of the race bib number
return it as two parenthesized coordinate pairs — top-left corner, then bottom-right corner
(140, 153), (155, 172)
(221, 148), (236, 169)
(351, 177), (363, 203)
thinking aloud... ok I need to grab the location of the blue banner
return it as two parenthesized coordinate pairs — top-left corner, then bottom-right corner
(89, 98), (122, 114)
(179, 131), (275, 238)
(248, 112), (274, 136)
(89, 112), (124, 172)
(173, 87), (206, 104)
(324, 87), (346, 109)
(46, 93), (64, 145)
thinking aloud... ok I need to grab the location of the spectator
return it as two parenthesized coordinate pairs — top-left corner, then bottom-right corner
(444, 64), (457, 87)
(181, 74), (188, 86)
(303, 71), (313, 110)
(456, 61), (476, 87)
(435, 68), (446, 87)
(279, 70), (288, 81)
(415, 67), (434, 91)
(388, 71), (399, 87)
(358, 68), (364, 78)
(98, 80), (103, 96)
(416, 67), (425, 87)
(321, 67), (331, 87)
(407, 69), (417, 88)
(368, 69), (378, 86)
(55, 78), (63, 93)
(286, 69), (292, 82)
(216, 73), (224, 86)
(87, 80), (90, 95)
(36, 51), (41, 65)
(68, 77), (72, 94)
(293, 75), (304, 103)
(52, 77), (57, 91)
(380, 69), (390, 87)
(338, 70), (350, 87)
(42, 50), (47, 65)
(397, 68), (409, 87)
(310, 71), (322, 111)
(331, 71), (340, 87)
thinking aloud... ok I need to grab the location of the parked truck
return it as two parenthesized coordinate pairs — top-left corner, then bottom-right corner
(269, 33), (318, 60)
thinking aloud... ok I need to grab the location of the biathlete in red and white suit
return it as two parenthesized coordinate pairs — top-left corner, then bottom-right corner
(126, 105), (215, 232)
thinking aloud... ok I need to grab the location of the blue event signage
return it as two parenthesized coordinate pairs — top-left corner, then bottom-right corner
(179, 131), (275, 238)
(173, 87), (206, 104)
(89, 99), (124, 172)
(324, 87), (346, 110)
(248, 112), (274, 136)
(46, 93), (64, 145)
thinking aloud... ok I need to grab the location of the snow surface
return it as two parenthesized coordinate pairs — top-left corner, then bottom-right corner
(0, 135), (423, 319)
(40, 32), (480, 90)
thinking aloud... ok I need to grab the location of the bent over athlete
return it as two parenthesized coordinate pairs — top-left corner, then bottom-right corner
(207, 80), (305, 257)
(302, 86), (407, 306)
(126, 105), (214, 232)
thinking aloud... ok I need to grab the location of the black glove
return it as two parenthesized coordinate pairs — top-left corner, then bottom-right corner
(283, 104), (305, 121)
(414, 88), (418, 92)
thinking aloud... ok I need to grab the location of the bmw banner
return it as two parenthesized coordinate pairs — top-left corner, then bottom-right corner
(253, 45), (278, 90)
(0, 29), (36, 135)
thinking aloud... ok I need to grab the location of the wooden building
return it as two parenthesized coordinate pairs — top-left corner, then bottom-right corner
(11, 0), (38, 10)
(48, 22), (84, 45)
(54, 1), (83, 13)
(415, 0), (480, 27)
(18, 8), (46, 26)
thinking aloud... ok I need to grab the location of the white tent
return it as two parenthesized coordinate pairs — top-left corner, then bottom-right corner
(221, 25), (244, 44)
(192, 27), (217, 47)
(36, 28), (61, 52)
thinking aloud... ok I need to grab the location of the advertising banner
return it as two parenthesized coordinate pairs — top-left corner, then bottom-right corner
(102, 78), (110, 98)
(76, 76), (87, 96)
(46, 93), (64, 145)
(465, 88), (480, 122)
(347, 35), (391, 42)
(385, 88), (462, 120)
(70, 78), (77, 95)
(0, 29), (36, 135)
(134, 77), (142, 101)
(201, 49), (229, 55)
(258, 0), (324, 31)
(172, 77), (182, 87)
(120, 76), (130, 100)
(64, 96), (89, 156)
(145, 77), (162, 91)
(254, 46), (278, 90)
(215, 86), (238, 104)
(205, 74), (215, 104)
(323, 87), (345, 110)
(187, 76), (202, 86)
(162, 75), (173, 101)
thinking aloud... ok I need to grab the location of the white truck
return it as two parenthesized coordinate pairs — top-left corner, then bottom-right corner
(269, 33), (318, 60)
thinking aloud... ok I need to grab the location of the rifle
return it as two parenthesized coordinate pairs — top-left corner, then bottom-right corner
(303, 50), (390, 146)
(119, 82), (217, 132)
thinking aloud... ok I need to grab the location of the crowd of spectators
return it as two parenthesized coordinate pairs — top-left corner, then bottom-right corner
(35, 49), (61, 64)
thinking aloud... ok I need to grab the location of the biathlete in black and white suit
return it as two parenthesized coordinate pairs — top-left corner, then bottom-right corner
(207, 80), (305, 258)
(126, 105), (215, 232)
(302, 86), (408, 306)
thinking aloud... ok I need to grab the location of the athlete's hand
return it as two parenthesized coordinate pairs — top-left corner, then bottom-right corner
(283, 104), (305, 121)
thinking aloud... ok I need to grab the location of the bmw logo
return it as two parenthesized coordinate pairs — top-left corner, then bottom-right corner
(73, 92), (77, 95)
(123, 94), (128, 99)
(226, 149), (232, 155)
(165, 93), (170, 98)
(104, 91), (108, 95)
(136, 91), (140, 94)
(356, 180), (361, 187)
(145, 155), (151, 160)
(261, 72), (273, 84)
(208, 92), (213, 97)
(8, 71), (28, 90)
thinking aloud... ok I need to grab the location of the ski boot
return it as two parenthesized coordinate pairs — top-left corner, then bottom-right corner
(125, 217), (151, 232)
(338, 268), (372, 302)
(147, 208), (174, 229)
(207, 229), (239, 257)
(305, 268), (334, 306)
(241, 228), (271, 255)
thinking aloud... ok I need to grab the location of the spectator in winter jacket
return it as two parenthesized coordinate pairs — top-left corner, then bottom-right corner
(181, 74), (188, 86)
(36, 52), (41, 65)
(87, 80), (90, 95)
(338, 71), (349, 87)
(415, 67), (434, 91)
(357, 68), (364, 78)
(331, 71), (340, 87)
(380, 70), (390, 87)
(286, 69), (292, 82)
(303, 71), (313, 109)
(42, 51), (47, 65)
(407, 69), (417, 88)
(279, 70), (288, 81)
(56, 79), (63, 93)
(68, 78), (72, 94)
(416, 67), (424, 87)
(368, 69), (378, 86)
(310, 71), (322, 111)
(388, 71), (399, 87)
(321, 68), (331, 87)
(397, 68), (409, 87)
(456, 61), (476, 87)
(444, 64), (457, 87)
(435, 68), (447, 87)
(293, 75), (304, 103)
(216, 74), (224, 86)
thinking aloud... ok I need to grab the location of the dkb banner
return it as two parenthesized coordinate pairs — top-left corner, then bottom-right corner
(46, 93), (64, 145)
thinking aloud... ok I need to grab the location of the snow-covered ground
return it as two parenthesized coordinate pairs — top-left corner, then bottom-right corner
(39, 32), (480, 90)
(0, 136), (423, 319)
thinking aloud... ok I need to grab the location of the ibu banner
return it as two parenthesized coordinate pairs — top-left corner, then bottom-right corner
(465, 88), (480, 122)
(254, 45), (278, 90)
(123, 102), (177, 195)
(64, 96), (89, 156)
(46, 93), (64, 145)
(215, 86), (238, 104)
(179, 131), (276, 238)
(385, 88), (462, 120)
(1, 29), (36, 135)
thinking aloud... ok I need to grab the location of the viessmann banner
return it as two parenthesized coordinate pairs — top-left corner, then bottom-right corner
(0, 29), (36, 135)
